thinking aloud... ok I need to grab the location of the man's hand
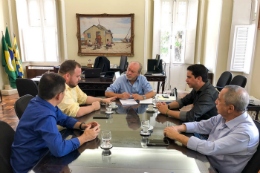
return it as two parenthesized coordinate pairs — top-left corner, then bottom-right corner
(82, 121), (100, 130)
(103, 96), (117, 103)
(120, 92), (130, 99)
(80, 125), (100, 143)
(164, 126), (179, 140)
(157, 102), (168, 114)
(132, 93), (143, 100)
(92, 101), (100, 111)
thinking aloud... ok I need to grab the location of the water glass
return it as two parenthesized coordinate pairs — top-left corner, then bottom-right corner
(141, 120), (150, 134)
(155, 95), (160, 104)
(106, 102), (112, 112)
(101, 130), (112, 148)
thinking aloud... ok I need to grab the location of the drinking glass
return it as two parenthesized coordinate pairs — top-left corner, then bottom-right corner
(106, 102), (112, 113)
(101, 130), (112, 148)
(141, 120), (150, 134)
(155, 95), (160, 105)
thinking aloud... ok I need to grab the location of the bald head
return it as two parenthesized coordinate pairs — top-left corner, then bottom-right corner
(129, 61), (142, 74)
(222, 85), (249, 112)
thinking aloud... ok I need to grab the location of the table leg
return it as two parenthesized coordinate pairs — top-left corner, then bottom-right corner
(157, 82), (160, 94)
(162, 81), (165, 94)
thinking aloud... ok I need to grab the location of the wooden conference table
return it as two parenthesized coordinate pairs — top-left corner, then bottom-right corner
(28, 102), (218, 173)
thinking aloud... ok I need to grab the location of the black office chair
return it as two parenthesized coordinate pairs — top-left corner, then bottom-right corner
(16, 78), (38, 97)
(94, 56), (110, 72)
(242, 120), (260, 173)
(229, 75), (247, 88)
(14, 94), (34, 119)
(119, 55), (128, 72)
(0, 121), (15, 173)
(215, 71), (233, 91)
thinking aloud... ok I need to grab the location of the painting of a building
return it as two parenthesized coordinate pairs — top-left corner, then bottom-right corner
(83, 24), (113, 46)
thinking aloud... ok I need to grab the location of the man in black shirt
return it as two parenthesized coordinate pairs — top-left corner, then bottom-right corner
(157, 64), (218, 122)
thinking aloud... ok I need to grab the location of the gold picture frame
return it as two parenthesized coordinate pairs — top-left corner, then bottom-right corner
(76, 13), (134, 56)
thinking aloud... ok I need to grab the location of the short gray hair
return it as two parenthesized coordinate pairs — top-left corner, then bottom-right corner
(223, 85), (249, 112)
(129, 61), (143, 73)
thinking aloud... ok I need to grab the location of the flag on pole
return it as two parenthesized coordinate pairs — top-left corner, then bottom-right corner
(5, 27), (17, 73)
(13, 35), (24, 78)
(2, 35), (17, 88)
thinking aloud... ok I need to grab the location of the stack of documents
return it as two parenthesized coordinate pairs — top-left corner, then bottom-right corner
(139, 98), (153, 104)
(157, 94), (176, 102)
(120, 99), (138, 106)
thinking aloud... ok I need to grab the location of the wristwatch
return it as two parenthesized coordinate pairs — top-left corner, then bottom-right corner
(143, 95), (146, 100)
(79, 122), (85, 130)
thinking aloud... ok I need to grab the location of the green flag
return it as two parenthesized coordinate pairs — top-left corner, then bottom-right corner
(2, 35), (17, 88)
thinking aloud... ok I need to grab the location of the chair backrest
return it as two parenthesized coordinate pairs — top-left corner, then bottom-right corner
(215, 71), (233, 92)
(229, 75), (247, 88)
(119, 55), (128, 71)
(0, 121), (15, 173)
(94, 56), (110, 72)
(14, 94), (34, 119)
(16, 78), (38, 97)
(242, 120), (260, 173)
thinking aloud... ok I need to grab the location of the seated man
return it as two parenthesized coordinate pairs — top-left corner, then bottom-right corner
(105, 61), (155, 100)
(10, 73), (101, 173)
(157, 64), (218, 122)
(164, 85), (259, 173)
(58, 60), (116, 117)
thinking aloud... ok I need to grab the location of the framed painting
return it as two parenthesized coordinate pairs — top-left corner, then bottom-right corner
(76, 13), (134, 56)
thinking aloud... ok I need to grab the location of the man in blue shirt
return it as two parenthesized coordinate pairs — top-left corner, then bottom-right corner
(10, 73), (100, 173)
(164, 85), (259, 173)
(105, 61), (155, 100)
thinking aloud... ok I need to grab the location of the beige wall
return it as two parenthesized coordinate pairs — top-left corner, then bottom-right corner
(63, 0), (146, 66)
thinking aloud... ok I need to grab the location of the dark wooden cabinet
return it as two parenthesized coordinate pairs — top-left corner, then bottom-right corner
(26, 65), (59, 79)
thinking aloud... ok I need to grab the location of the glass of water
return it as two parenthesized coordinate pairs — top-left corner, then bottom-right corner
(101, 130), (112, 148)
(106, 102), (112, 113)
(155, 95), (160, 105)
(141, 120), (150, 135)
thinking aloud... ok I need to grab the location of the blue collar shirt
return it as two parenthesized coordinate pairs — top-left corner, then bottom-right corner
(105, 74), (153, 95)
(10, 96), (80, 173)
(184, 112), (259, 173)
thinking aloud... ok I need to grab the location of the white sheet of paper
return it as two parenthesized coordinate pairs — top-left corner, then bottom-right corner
(139, 98), (153, 104)
(120, 99), (138, 106)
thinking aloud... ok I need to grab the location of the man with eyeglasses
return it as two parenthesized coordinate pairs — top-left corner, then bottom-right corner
(105, 61), (155, 100)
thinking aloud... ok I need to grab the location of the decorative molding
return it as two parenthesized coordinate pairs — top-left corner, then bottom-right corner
(213, 0), (223, 86)
(60, 0), (68, 60)
(246, 0), (260, 93)
(196, 0), (205, 64)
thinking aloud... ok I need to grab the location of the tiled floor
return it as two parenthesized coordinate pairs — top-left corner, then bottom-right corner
(0, 93), (19, 131)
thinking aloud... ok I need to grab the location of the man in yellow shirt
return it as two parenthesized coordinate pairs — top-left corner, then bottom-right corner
(58, 60), (116, 117)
